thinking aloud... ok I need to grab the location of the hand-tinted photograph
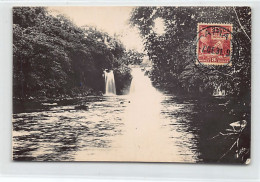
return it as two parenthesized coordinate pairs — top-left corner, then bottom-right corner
(12, 6), (251, 163)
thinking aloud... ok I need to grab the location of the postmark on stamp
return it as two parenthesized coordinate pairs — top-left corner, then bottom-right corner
(196, 23), (233, 66)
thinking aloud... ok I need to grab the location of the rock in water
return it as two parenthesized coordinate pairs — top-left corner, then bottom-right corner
(75, 105), (89, 110)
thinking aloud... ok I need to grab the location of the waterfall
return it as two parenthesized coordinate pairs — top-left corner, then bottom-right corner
(129, 68), (161, 98)
(129, 68), (144, 95)
(104, 70), (116, 95)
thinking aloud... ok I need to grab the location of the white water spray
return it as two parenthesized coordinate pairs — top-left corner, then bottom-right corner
(104, 70), (116, 95)
(129, 68), (160, 98)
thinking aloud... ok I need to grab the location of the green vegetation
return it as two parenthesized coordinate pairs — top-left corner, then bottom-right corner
(13, 7), (133, 99)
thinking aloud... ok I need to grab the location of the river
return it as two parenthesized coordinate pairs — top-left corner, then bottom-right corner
(12, 69), (234, 163)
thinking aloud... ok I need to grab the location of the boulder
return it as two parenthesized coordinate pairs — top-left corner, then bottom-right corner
(75, 105), (89, 110)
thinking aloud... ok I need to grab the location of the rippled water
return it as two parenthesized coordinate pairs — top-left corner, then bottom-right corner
(13, 96), (127, 161)
(14, 94), (225, 162)
(13, 70), (233, 162)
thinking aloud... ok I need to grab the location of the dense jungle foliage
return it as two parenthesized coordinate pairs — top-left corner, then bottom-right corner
(13, 7), (143, 98)
(12, 6), (251, 163)
(130, 7), (251, 98)
(130, 6), (251, 163)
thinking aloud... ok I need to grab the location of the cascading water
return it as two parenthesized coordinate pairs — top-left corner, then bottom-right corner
(129, 68), (159, 97)
(104, 70), (116, 95)
(120, 68), (181, 162)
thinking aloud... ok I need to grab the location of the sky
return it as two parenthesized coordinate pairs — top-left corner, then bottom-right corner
(47, 6), (144, 51)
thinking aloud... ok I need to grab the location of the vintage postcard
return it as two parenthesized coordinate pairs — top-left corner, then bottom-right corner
(12, 6), (251, 163)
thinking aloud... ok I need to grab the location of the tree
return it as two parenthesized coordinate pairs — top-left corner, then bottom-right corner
(130, 7), (251, 97)
(13, 7), (132, 98)
(130, 6), (251, 163)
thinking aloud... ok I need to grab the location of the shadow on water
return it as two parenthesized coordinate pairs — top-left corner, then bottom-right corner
(161, 95), (250, 164)
(13, 96), (126, 161)
(13, 94), (249, 163)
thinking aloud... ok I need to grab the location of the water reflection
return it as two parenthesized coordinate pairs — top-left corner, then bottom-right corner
(13, 96), (126, 161)
(13, 94), (227, 162)
(13, 69), (231, 162)
(160, 96), (201, 162)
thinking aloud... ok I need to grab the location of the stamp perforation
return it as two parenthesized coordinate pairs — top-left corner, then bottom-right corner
(196, 23), (233, 66)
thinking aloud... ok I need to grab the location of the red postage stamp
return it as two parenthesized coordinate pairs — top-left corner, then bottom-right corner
(197, 23), (232, 66)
